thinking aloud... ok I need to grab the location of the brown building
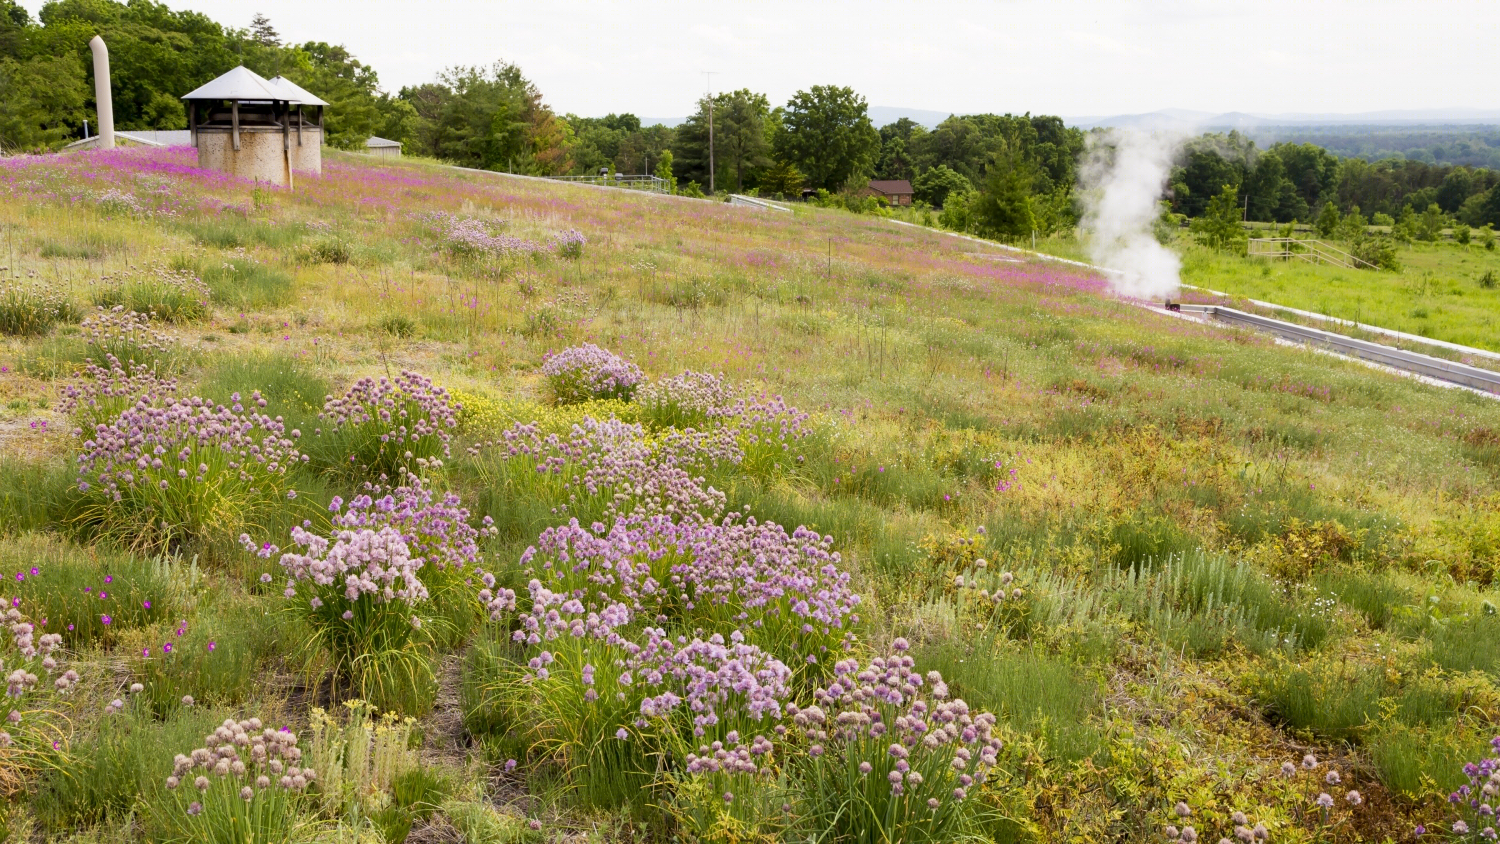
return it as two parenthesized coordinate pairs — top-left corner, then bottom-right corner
(861, 179), (915, 207)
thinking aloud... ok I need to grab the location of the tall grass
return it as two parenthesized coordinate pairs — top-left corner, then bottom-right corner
(912, 638), (1105, 762)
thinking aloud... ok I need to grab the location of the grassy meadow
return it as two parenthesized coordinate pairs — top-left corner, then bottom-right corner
(1178, 239), (1500, 354)
(2, 146), (1500, 843)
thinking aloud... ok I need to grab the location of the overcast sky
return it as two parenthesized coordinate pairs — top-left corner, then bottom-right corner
(23, 0), (1499, 119)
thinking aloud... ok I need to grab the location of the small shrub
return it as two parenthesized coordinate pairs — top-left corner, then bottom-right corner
(1480, 270), (1497, 290)
(305, 701), (419, 821)
(133, 600), (276, 716)
(304, 237), (352, 265)
(199, 259), (294, 308)
(32, 697), (223, 832)
(316, 371), (458, 479)
(378, 314), (415, 338)
(539, 344), (643, 404)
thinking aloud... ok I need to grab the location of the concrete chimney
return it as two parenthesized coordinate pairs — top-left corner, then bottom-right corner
(88, 36), (114, 150)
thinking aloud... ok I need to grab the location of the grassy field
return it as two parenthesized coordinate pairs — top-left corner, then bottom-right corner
(1177, 238), (1500, 353)
(2, 147), (1500, 843)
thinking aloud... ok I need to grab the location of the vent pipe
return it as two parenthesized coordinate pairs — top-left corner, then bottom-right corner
(88, 36), (114, 150)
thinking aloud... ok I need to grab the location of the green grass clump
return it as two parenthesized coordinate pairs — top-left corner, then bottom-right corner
(913, 639), (1105, 762)
(32, 702), (228, 832)
(0, 280), (80, 336)
(133, 597), (279, 716)
(196, 259), (295, 308)
(4, 533), (181, 648)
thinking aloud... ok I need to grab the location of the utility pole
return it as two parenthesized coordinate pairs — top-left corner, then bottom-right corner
(703, 71), (716, 195)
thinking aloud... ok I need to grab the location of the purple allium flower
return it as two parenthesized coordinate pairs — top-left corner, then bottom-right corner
(540, 344), (644, 403)
(1315, 793), (1334, 809)
(1346, 790), (1362, 806)
(616, 728), (629, 740)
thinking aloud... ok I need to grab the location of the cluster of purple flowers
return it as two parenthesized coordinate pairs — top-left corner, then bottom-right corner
(319, 370), (459, 474)
(424, 211), (541, 257)
(470, 416), (727, 524)
(58, 353), (179, 435)
(518, 513), (859, 663)
(75, 391), (305, 544)
(540, 344), (644, 403)
(276, 525), (428, 607)
(166, 718), (313, 819)
(1441, 738), (1500, 840)
(501, 576), (794, 738)
(636, 370), (740, 423)
(637, 370), (814, 474)
(81, 305), (176, 359)
(684, 731), (776, 776)
(1, 602), (75, 750)
(553, 229), (587, 259)
(778, 640), (1001, 841)
(325, 476), (497, 574)
(95, 187), (149, 216)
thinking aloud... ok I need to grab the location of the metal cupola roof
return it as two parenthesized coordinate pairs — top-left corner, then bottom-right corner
(268, 76), (329, 107)
(181, 65), (289, 102)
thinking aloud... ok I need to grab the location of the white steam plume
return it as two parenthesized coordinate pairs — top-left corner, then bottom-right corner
(1079, 129), (1184, 300)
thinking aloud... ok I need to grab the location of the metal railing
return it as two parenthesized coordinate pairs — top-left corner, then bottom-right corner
(549, 174), (671, 194)
(1248, 237), (1379, 270)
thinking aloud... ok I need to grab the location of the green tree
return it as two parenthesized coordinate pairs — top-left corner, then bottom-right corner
(715, 89), (771, 192)
(970, 149), (1034, 240)
(1470, 188), (1500, 228)
(1190, 185), (1249, 254)
(938, 190), (975, 233)
(1314, 201), (1342, 238)
(284, 42), (383, 150)
(757, 159), (803, 198)
(1337, 205), (1368, 242)
(654, 148), (675, 192)
(911, 164), (971, 208)
(400, 62), (569, 175)
(776, 85), (879, 191)
(1415, 202), (1445, 242)
(0, 54), (87, 151)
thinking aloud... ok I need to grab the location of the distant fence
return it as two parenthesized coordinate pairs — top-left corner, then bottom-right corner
(1248, 237), (1378, 270)
(549, 174), (670, 194)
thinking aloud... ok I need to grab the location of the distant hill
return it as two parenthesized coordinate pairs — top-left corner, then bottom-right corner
(1072, 109), (1500, 131)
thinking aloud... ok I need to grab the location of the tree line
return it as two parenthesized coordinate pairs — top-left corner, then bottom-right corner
(1171, 130), (1500, 229)
(4, 0), (1499, 243)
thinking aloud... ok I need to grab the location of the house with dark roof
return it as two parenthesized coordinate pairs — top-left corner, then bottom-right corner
(861, 179), (914, 207)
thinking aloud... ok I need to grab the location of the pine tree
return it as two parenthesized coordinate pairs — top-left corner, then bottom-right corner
(250, 13), (279, 47)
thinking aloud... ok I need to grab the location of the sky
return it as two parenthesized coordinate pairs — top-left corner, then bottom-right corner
(22, 0), (1500, 120)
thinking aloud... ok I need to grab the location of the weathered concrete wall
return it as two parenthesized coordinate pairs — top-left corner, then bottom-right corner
(197, 129), (292, 187)
(289, 127), (323, 175)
